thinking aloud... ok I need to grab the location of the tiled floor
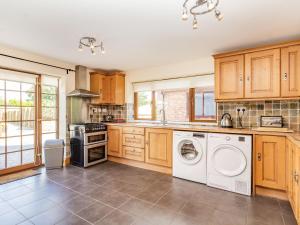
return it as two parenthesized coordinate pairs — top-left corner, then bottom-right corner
(0, 161), (297, 225)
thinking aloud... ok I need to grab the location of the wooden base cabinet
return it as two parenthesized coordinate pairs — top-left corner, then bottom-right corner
(122, 127), (145, 162)
(287, 139), (300, 223)
(255, 135), (286, 190)
(107, 126), (123, 157)
(145, 128), (172, 168)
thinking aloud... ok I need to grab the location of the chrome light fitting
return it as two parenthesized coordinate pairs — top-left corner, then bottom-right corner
(78, 37), (105, 55)
(182, 0), (223, 29)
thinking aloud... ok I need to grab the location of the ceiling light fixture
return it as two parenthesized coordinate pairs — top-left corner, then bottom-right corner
(78, 37), (105, 55)
(182, 0), (223, 29)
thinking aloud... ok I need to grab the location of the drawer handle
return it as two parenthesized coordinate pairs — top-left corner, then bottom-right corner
(283, 73), (288, 81)
(257, 153), (262, 161)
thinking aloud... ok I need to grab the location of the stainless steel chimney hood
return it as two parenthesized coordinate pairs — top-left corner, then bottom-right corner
(67, 65), (99, 97)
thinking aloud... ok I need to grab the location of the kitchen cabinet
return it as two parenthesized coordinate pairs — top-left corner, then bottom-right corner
(255, 135), (286, 190)
(107, 126), (123, 157)
(281, 45), (300, 97)
(145, 128), (172, 167)
(215, 55), (244, 100)
(245, 49), (280, 98)
(214, 40), (300, 101)
(90, 72), (125, 105)
(287, 139), (300, 223)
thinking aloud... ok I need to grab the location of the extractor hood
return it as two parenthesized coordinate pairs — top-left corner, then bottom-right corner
(67, 65), (99, 97)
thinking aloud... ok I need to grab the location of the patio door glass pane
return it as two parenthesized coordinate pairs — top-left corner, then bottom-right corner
(0, 70), (37, 170)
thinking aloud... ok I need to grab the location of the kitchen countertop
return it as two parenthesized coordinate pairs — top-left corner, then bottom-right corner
(106, 122), (300, 147)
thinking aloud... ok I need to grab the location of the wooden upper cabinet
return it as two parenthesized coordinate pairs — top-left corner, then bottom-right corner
(90, 72), (107, 104)
(281, 45), (300, 97)
(255, 135), (286, 190)
(107, 126), (123, 157)
(90, 72), (125, 105)
(145, 128), (172, 168)
(215, 55), (244, 100)
(245, 49), (280, 98)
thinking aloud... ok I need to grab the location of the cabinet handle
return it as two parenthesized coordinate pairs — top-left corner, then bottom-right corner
(294, 171), (299, 183)
(283, 73), (288, 81)
(247, 76), (250, 82)
(239, 75), (243, 82)
(257, 153), (262, 161)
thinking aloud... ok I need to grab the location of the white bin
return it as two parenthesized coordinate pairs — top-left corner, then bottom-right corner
(44, 139), (65, 169)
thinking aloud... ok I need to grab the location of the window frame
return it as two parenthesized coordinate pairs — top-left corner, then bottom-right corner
(190, 88), (217, 122)
(134, 88), (216, 123)
(134, 91), (156, 121)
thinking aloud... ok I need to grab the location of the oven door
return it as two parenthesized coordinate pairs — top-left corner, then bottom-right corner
(84, 142), (107, 167)
(84, 131), (107, 145)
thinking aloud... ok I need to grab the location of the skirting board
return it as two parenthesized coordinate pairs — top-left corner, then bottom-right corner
(108, 156), (172, 175)
(255, 186), (288, 201)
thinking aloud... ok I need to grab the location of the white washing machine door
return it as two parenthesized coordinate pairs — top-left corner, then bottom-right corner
(211, 144), (247, 177)
(177, 138), (203, 165)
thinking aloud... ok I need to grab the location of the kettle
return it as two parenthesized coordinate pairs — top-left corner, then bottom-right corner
(220, 113), (233, 128)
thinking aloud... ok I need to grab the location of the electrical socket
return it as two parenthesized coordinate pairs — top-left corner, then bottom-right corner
(236, 107), (247, 113)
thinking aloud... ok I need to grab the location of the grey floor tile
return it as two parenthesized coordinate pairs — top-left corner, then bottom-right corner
(56, 214), (90, 225)
(0, 185), (32, 201)
(96, 191), (131, 208)
(119, 198), (153, 216)
(77, 202), (114, 224)
(141, 205), (176, 225)
(0, 201), (15, 216)
(60, 195), (96, 213)
(0, 210), (26, 225)
(212, 209), (246, 225)
(155, 193), (187, 212)
(29, 206), (71, 225)
(282, 214), (298, 225)
(96, 209), (135, 225)
(17, 198), (56, 218)
(7, 191), (48, 209)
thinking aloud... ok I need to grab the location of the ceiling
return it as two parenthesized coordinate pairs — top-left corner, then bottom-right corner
(0, 0), (300, 71)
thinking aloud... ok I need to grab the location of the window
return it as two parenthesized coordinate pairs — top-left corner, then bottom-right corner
(191, 88), (216, 122)
(133, 74), (216, 123)
(156, 89), (190, 122)
(134, 91), (155, 120)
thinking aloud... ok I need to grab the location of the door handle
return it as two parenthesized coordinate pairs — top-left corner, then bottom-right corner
(257, 153), (262, 161)
(239, 75), (243, 82)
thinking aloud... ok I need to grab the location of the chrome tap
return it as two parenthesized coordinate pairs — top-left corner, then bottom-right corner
(160, 92), (167, 125)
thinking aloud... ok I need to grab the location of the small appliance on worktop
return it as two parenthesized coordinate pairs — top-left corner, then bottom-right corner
(69, 123), (107, 167)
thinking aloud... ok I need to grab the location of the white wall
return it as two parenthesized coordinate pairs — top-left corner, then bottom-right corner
(0, 43), (76, 144)
(125, 56), (214, 103)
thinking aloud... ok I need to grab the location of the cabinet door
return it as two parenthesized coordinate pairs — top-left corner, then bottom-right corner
(145, 128), (172, 167)
(114, 75), (125, 105)
(90, 73), (106, 104)
(255, 135), (286, 190)
(107, 126), (122, 157)
(102, 76), (111, 104)
(281, 45), (300, 97)
(245, 49), (280, 98)
(215, 55), (244, 100)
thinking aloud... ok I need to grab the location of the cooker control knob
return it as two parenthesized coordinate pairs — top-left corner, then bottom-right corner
(226, 136), (231, 141)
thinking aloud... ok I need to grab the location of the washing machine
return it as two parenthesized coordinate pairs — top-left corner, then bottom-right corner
(207, 133), (252, 196)
(173, 131), (207, 184)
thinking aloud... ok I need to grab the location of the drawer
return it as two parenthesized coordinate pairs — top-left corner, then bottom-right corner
(123, 134), (144, 148)
(123, 127), (144, 135)
(123, 146), (144, 162)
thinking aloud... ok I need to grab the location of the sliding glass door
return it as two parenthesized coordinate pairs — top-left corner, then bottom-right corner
(0, 69), (59, 175)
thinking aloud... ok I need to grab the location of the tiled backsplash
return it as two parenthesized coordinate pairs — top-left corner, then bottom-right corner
(217, 100), (300, 131)
(89, 104), (127, 122)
